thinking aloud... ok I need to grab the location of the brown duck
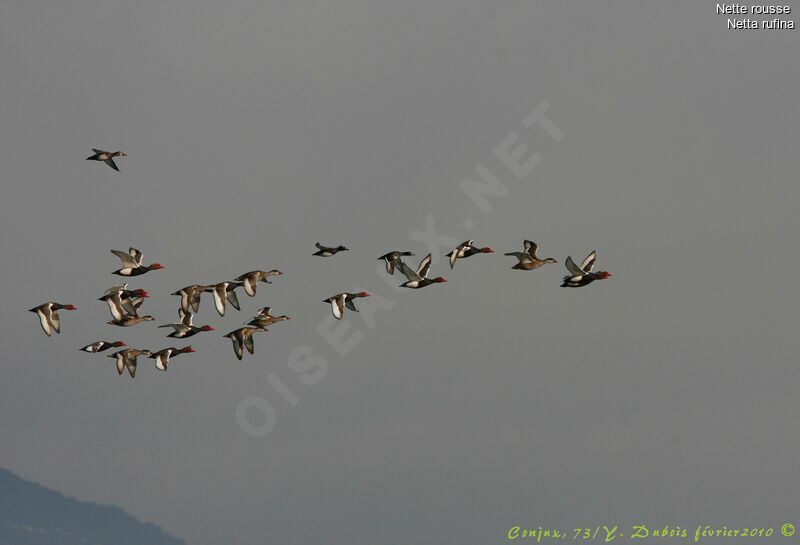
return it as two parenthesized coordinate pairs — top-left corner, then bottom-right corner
(504, 240), (558, 270)
(234, 270), (283, 297)
(87, 149), (127, 171)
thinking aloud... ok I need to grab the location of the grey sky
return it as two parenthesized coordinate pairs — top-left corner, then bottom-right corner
(1, 1), (799, 544)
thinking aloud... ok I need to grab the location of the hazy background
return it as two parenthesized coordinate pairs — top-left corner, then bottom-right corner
(1, 1), (798, 544)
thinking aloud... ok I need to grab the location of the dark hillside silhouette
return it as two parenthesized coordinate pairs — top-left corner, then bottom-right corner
(0, 468), (185, 545)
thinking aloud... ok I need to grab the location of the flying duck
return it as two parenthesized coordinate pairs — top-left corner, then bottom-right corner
(99, 285), (150, 301)
(111, 247), (164, 277)
(560, 251), (613, 287)
(234, 270), (283, 297)
(29, 302), (77, 336)
(204, 281), (243, 316)
(107, 348), (151, 378)
(223, 326), (266, 361)
(446, 240), (494, 269)
(80, 340), (126, 353)
(87, 149), (127, 171)
(158, 310), (215, 338)
(323, 292), (369, 320)
(377, 250), (414, 275)
(107, 315), (155, 327)
(171, 285), (209, 314)
(245, 307), (291, 328)
(505, 240), (558, 270)
(396, 254), (448, 289)
(148, 346), (196, 371)
(100, 287), (149, 321)
(313, 243), (349, 257)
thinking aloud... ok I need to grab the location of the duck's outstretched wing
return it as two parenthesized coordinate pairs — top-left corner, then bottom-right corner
(417, 253), (433, 278)
(128, 248), (143, 266)
(243, 332), (256, 355)
(211, 286), (227, 316)
(329, 295), (346, 320)
(226, 287), (241, 311)
(565, 255), (586, 276)
(111, 249), (139, 268)
(524, 240), (539, 259)
(179, 309), (194, 327)
(154, 352), (170, 371)
(580, 251), (597, 273)
(396, 259), (421, 282)
(241, 274), (258, 297)
(226, 332), (244, 361)
(50, 310), (61, 334)
(35, 308), (53, 336)
(114, 353), (126, 375)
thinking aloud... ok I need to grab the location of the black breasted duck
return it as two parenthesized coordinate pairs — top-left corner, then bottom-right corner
(446, 240), (494, 269)
(149, 346), (196, 371)
(505, 240), (558, 270)
(377, 251), (414, 275)
(560, 251), (613, 287)
(313, 243), (349, 257)
(397, 254), (448, 289)
(29, 302), (77, 336)
(99, 285), (150, 302)
(158, 310), (215, 338)
(80, 340), (126, 353)
(100, 287), (149, 321)
(111, 247), (164, 277)
(322, 292), (369, 320)
(87, 149), (126, 171)
(234, 270), (283, 297)
(223, 326), (266, 361)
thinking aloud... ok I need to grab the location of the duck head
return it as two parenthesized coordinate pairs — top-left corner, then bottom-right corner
(480, 247), (495, 253)
(433, 277), (448, 283)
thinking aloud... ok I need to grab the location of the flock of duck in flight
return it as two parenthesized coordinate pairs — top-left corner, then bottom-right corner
(28, 149), (613, 378)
